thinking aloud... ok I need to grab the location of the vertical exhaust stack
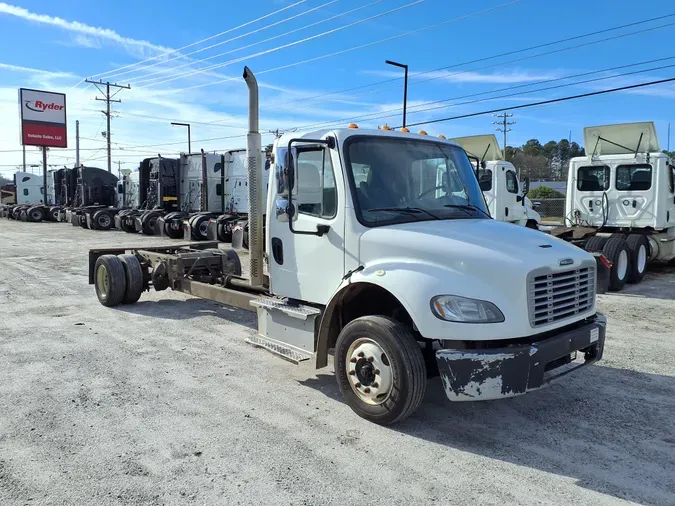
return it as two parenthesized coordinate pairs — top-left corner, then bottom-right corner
(243, 66), (264, 288)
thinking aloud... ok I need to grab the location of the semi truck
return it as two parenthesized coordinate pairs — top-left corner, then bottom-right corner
(64, 166), (122, 230)
(0, 170), (61, 222)
(88, 66), (607, 425)
(116, 157), (180, 235)
(450, 134), (542, 228)
(551, 122), (675, 291)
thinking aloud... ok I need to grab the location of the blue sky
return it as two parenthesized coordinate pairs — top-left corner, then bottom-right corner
(0, 0), (674, 176)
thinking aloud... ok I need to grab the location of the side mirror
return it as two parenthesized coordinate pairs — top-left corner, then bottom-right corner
(284, 150), (295, 193)
(479, 180), (491, 192)
(117, 183), (124, 194)
(522, 176), (530, 196)
(481, 160), (487, 169)
(516, 195), (523, 203)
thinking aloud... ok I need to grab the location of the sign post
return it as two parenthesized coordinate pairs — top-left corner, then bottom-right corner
(19, 88), (67, 205)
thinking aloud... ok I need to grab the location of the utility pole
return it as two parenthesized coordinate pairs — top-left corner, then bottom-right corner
(42, 147), (48, 205)
(668, 122), (671, 151)
(85, 79), (130, 172)
(75, 120), (80, 167)
(493, 112), (515, 162)
(22, 146), (26, 172)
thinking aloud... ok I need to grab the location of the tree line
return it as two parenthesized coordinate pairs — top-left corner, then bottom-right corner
(505, 138), (675, 181)
(505, 138), (585, 181)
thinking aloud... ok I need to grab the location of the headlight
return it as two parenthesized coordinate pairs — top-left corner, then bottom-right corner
(430, 295), (504, 323)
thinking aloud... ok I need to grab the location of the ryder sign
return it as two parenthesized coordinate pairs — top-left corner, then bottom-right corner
(19, 88), (67, 148)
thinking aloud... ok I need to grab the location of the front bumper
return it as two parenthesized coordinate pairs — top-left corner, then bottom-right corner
(436, 313), (606, 401)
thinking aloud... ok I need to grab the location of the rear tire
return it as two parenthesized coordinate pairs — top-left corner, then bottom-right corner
(78, 214), (88, 229)
(626, 234), (649, 284)
(49, 206), (60, 221)
(141, 211), (162, 235)
(27, 206), (44, 223)
(584, 236), (607, 253)
(93, 210), (113, 230)
(94, 255), (127, 307)
(334, 316), (427, 425)
(602, 237), (631, 291)
(117, 254), (143, 304)
(191, 214), (210, 240)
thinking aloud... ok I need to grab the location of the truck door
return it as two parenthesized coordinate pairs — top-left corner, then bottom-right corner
(493, 166), (520, 221)
(269, 143), (344, 305)
(477, 166), (495, 217)
(668, 161), (675, 226)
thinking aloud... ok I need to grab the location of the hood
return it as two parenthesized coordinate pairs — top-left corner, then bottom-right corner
(359, 219), (592, 301)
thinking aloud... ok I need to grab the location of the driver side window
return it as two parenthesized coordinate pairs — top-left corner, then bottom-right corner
(295, 149), (337, 218)
(506, 171), (518, 194)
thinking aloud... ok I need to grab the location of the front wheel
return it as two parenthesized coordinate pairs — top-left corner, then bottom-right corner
(334, 316), (427, 425)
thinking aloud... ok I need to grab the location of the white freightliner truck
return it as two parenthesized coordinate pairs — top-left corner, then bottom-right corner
(88, 67), (607, 425)
(451, 134), (542, 228)
(551, 122), (675, 290)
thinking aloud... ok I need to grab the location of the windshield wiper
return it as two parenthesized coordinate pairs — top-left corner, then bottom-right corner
(443, 204), (490, 218)
(367, 207), (441, 220)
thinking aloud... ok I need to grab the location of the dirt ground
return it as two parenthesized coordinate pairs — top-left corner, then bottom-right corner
(0, 220), (674, 506)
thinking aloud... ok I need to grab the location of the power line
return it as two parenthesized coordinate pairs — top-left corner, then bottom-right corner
(136, 0), (425, 89)
(294, 57), (675, 130)
(127, 0), (349, 83)
(401, 77), (675, 128)
(262, 12), (675, 113)
(75, 0), (311, 85)
(161, 0), (522, 94)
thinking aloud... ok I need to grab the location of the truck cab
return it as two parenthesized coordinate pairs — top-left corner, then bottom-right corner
(451, 134), (541, 228)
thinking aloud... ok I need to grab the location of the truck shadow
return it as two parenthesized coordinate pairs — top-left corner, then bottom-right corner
(603, 264), (675, 301)
(116, 298), (257, 329)
(300, 365), (675, 505)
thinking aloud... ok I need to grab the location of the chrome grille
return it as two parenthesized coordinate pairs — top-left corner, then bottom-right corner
(527, 265), (595, 327)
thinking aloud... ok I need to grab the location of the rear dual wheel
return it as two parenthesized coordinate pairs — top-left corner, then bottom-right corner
(94, 254), (144, 307)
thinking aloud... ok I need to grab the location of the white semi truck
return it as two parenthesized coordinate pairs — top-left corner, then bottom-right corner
(552, 122), (675, 291)
(88, 67), (607, 425)
(451, 134), (542, 228)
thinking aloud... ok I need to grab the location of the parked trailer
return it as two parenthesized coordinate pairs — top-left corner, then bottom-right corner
(450, 134), (542, 229)
(89, 67), (608, 424)
(551, 122), (675, 291)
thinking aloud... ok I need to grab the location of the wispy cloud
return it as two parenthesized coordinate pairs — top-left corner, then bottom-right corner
(72, 34), (102, 49)
(366, 69), (562, 85)
(0, 2), (171, 56)
(0, 62), (77, 79)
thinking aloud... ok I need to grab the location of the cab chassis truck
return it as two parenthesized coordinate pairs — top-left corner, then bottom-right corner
(89, 67), (608, 425)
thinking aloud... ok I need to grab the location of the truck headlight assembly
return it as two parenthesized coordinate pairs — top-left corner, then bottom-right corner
(430, 295), (505, 323)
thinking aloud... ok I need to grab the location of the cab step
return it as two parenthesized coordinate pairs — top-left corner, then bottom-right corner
(248, 298), (322, 364)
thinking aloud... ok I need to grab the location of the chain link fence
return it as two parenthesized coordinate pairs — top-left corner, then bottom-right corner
(532, 198), (566, 223)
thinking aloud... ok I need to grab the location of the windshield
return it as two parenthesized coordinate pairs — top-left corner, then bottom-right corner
(344, 136), (488, 226)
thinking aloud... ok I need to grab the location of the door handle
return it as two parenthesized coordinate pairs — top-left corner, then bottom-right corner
(271, 237), (283, 265)
(632, 200), (637, 208)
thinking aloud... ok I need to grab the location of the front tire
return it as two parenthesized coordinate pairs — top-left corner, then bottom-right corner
(93, 210), (113, 230)
(334, 316), (426, 425)
(94, 255), (127, 307)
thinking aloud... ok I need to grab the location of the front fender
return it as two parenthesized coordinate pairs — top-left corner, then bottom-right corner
(315, 260), (526, 368)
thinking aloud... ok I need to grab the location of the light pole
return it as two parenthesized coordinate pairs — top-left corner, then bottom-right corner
(385, 60), (408, 128)
(171, 122), (191, 153)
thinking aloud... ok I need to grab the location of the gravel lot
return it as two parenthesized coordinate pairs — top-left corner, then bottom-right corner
(1, 220), (674, 506)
